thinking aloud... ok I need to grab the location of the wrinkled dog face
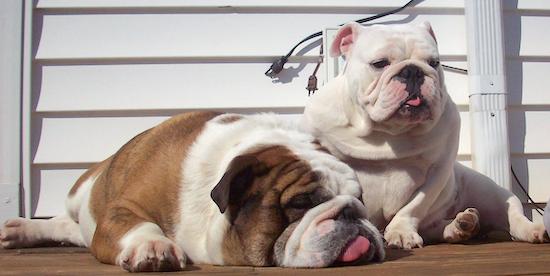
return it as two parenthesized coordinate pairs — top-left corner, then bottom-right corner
(211, 146), (384, 267)
(273, 196), (383, 267)
(332, 22), (447, 134)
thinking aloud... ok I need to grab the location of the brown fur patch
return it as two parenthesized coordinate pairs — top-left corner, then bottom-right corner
(86, 111), (220, 264)
(312, 139), (331, 154)
(220, 146), (324, 266)
(68, 160), (110, 197)
(217, 114), (243, 124)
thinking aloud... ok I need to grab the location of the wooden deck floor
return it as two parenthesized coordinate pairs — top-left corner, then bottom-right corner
(1, 239), (550, 275)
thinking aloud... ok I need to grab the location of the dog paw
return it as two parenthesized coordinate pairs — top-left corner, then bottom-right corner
(0, 218), (38, 248)
(384, 229), (424, 249)
(444, 208), (480, 243)
(118, 238), (186, 272)
(510, 221), (549, 244)
(525, 224), (549, 244)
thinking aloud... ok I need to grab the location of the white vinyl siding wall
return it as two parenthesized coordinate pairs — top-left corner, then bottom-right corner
(24, 0), (548, 218)
(503, 1), (550, 218)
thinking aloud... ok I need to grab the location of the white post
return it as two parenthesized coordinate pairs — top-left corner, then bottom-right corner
(0, 0), (23, 223)
(464, 0), (511, 190)
(22, 0), (34, 218)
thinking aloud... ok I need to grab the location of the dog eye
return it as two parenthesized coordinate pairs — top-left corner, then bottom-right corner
(287, 194), (314, 209)
(370, 59), (390, 69)
(428, 59), (440, 68)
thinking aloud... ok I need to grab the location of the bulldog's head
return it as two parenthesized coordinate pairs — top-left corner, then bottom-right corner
(331, 22), (448, 135)
(210, 145), (384, 267)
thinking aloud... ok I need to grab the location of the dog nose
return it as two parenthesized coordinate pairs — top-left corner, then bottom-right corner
(397, 65), (424, 80)
(338, 206), (357, 221)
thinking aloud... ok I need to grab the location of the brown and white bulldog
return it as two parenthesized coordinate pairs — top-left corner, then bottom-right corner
(303, 22), (549, 249)
(0, 112), (384, 272)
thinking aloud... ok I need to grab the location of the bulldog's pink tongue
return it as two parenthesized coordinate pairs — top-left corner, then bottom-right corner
(406, 96), (422, 107)
(338, 236), (370, 262)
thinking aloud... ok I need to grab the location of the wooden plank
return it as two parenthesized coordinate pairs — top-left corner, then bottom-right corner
(2, 241), (550, 275)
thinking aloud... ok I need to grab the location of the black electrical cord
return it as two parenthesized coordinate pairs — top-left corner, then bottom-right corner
(441, 64), (468, 74)
(511, 166), (545, 216)
(265, 0), (417, 77)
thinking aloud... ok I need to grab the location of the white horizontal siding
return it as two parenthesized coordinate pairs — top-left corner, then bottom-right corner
(28, 1), (472, 217)
(33, 169), (84, 217)
(27, 0), (549, 217)
(36, 62), (470, 112)
(511, 158), (550, 203)
(509, 112), (550, 155)
(504, 0), (550, 11)
(33, 117), (166, 165)
(503, 4), (550, 206)
(508, 62), (550, 106)
(36, 63), (312, 112)
(36, 0), (465, 9)
(35, 13), (466, 60)
(504, 16), (550, 57)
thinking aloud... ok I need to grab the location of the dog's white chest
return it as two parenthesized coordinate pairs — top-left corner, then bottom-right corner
(353, 159), (429, 225)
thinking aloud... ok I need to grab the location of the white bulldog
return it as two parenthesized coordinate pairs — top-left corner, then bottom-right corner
(303, 22), (549, 249)
(1, 112), (384, 272)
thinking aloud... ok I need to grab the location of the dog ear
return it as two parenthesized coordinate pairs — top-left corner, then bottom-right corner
(420, 21), (437, 44)
(330, 22), (363, 57)
(211, 154), (259, 213)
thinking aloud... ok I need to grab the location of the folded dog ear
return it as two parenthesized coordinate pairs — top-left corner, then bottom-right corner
(419, 21), (437, 44)
(330, 22), (363, 58)
(211, 154), (259, 213)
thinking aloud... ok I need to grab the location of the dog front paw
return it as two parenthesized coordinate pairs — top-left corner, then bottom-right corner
(0, 218), (39, 248)
(509, 220), (550, 244)
(384, 228), (423, 249)
(525, 223), (549, 244)
(444, 208), (480, 243)
(118, 237), (186, 272)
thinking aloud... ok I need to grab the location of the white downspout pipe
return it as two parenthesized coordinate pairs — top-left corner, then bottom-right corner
(22, 0), (34, 218)
(464, 0), (511, 190)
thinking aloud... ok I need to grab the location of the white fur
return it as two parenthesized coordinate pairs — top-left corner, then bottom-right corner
(118, 222), (186, 271)
(0, 215), (85, 248)
(76, 183), (97, 247)
(175, 113), (364, 264)
(66, 174), (99, 247)
(304, 22), (547, 248)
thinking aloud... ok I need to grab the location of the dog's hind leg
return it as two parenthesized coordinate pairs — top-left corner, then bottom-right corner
(502, 194), (548, 243)
(455, 163), (549, 243)
(0, 161), (106, 249)
(420, 208), (480, 244)
(0, 215), (85, 248)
